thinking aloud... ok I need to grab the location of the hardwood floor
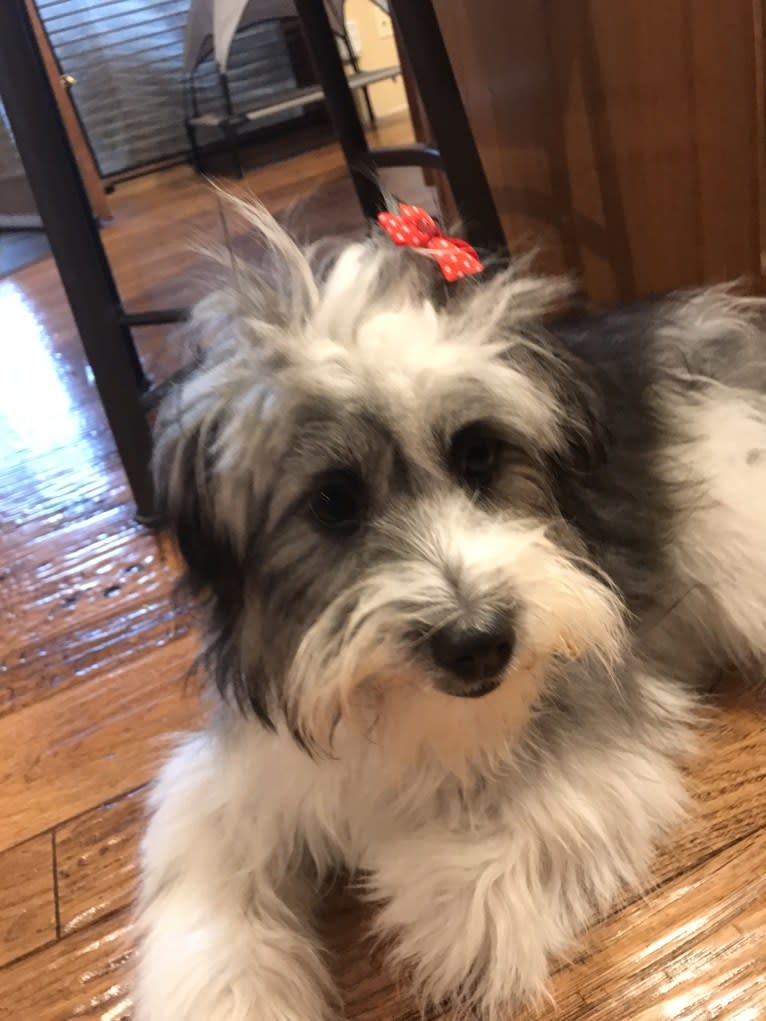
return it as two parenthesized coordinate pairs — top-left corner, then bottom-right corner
(0, 113), (764, 1020)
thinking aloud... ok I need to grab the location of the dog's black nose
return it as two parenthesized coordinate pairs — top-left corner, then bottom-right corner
(430, 619), (514, 695)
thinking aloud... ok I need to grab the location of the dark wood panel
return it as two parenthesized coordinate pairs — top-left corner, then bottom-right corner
(433, 0), (762, 303)
(687, 0), (761, 282)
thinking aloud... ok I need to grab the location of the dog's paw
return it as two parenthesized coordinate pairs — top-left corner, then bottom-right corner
(372, 865), (553, 1019)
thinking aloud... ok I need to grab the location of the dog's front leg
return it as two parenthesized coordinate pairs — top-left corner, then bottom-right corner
(367, 752), (683, 1021)
(367, 829), (560, 1017)
(135, 732), (336, 1021)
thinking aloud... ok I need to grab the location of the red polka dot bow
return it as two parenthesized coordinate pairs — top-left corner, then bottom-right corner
(377, 203), (484, 282)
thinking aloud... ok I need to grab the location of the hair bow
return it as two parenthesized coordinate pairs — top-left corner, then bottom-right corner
(377, 203), (484, 282)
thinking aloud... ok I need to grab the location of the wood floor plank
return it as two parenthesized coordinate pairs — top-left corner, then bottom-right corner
(653, 691), (766, 886)
(0, 910), (134, 1021)
(0, 635), (199, 853)
(0, 449), (191, 718)
(56, 788), (147, 937)
(0, 833), (56, 968)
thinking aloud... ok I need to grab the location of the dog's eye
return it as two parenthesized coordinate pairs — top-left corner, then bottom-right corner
(449, 423), (503, 494)
(309, 470), (367, 535)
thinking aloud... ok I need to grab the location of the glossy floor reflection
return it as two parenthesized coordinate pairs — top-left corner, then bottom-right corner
(0, 116), (764, 1020)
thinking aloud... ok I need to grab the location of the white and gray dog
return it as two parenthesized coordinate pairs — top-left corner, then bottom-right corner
(137, 200), (766, 1021)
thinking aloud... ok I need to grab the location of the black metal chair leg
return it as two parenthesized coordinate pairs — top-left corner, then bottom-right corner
(388, 0), (506, 252)
(360, 85), (376, 127)
(223, 121), (245, 179)
(218, 71), (245, 179)
(0, 0), (155, 522)
(293, 0), (386, 219)
(185, 120), (203, 174)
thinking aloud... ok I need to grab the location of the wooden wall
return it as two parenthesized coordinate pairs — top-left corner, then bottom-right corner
(433, 0), (763, 304)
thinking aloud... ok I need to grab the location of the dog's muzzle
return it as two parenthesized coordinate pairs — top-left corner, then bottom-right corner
(430, 615), (515, 698)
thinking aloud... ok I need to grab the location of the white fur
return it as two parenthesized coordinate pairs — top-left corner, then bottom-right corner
(137, 674), (694, 1021)
(661, 388), (766, 662)
(136, 732), (336, 1021)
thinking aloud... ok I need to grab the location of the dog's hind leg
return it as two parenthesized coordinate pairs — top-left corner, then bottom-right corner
(135, 731), (336, 1021)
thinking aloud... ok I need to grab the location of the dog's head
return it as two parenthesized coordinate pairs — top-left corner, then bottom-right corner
(155, 201), (626, 773)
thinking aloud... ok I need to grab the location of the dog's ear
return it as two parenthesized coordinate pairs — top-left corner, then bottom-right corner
(153, 394), (242, 598)
(153, 394), (274, 721)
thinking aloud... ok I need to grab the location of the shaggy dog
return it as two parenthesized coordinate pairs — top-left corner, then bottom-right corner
(136, 201), (766, 1020)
